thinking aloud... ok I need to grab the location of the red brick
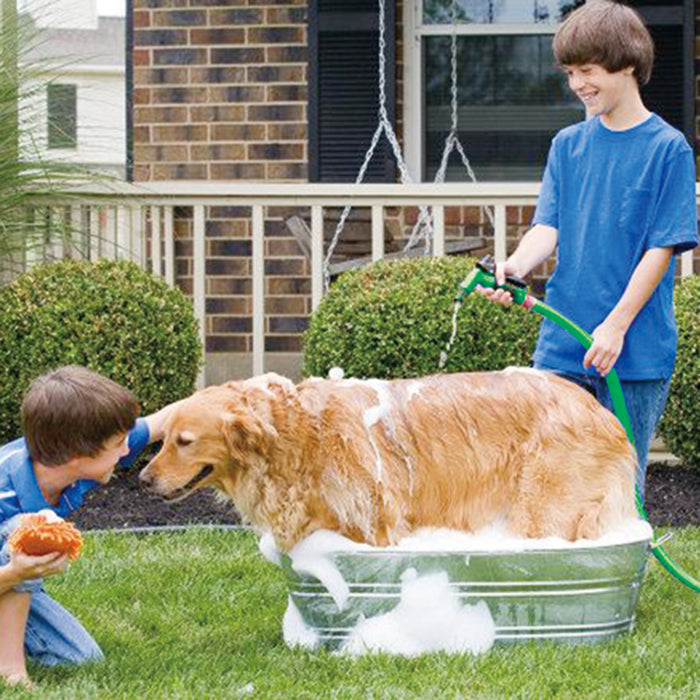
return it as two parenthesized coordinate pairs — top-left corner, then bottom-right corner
(153, 124), (208, 142)
(133, 88), (151, 105)
(210, 163), (266, 179)
(206, 336), (249, 353)
(208, 278), (252, 295)
(135, 29), (188, 46)
(209, 8), (263, 25)
(264, 336), (302, 352)
(210, 123), (266, 140)
(135, 67), (188, 85)
(247, 65), (303, 83)
(248, 27), (304, 45)
(133, 10), (151, 27)
(190, 28), (245, 45)
(190, 105), (245, 122)
(153, 9), (206, 26)
(266, 84), (306, 102)
(266, 162), (307, 180)
(134, 144), (189, 162)
(265, 296), (307, 314)
(248, 143), (304, 160)
(209, 85), (265, 103)
(135, 106), (189, 123)
(265, 7), (306, 23)
(267, 123), (306, 140)
(152, 86), (209, 104)
(152, 162), (205, 179)
(133, 49), (151, 66)
(190, 66), (246, 84)
(247, 104), (304, 122)
(133, 125), (150, 143)
(191, 143), (246, 161)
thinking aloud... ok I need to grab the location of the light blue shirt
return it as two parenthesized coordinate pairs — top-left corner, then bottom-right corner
(532, 113), (698, 380)
(0, 418), (150, 529)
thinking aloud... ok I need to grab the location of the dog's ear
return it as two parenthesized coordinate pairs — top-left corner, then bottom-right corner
(221, 405), (278, 458)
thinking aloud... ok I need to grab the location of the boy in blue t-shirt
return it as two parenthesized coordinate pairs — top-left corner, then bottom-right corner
(0, 366), (180, 688)
(479, 1), (698, 497)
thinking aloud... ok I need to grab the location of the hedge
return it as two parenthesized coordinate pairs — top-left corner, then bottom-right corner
(303, 257), (541, 379)
(0, 259), (202, 443)
(658, 275), (700, 471)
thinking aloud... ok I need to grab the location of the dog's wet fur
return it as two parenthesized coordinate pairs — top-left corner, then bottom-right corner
(139, 370), (636, 552)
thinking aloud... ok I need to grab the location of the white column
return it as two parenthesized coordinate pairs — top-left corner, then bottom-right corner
(680, 250), (693, 278)
(494, 203), (507, 262)
(311, 205), (323, 310)
(193, 205), (206, 388)
(432, 205), (445, 256)
(371, 204), (384, 260)
(116, 207), (129, 260)
(151, 206), (162, 278)
(164, 205), (175, 286)
(252, 205), (265, 376)
(89, 206), (101, 261)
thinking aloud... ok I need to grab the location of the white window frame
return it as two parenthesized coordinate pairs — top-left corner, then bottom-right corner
(403, 0), (561, 182)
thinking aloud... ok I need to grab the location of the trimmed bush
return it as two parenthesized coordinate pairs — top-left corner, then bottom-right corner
(303, 257), (541, 379)
(658, 275), (700, 471)
(0, 259), (202, 443)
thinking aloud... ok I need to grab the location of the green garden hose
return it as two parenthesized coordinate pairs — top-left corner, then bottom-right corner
(455, 257), (700, 593)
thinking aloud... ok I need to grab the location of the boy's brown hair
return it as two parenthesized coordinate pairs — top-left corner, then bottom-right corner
(553, 0), (654, 85)
(21, 366), (139, 466)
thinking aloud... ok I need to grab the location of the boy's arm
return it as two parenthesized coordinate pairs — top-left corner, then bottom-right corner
(143, 398), (188, 444)
(583, 246), (674, 377)
(477, 223), (558, 304)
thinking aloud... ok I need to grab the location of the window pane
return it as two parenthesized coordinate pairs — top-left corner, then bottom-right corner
(47, 84), (77, 150)
(424, 34), (584, 181)
(423, 0), (585, 25)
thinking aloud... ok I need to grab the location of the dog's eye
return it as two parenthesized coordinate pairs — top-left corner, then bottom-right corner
(176, 435), (194, 447)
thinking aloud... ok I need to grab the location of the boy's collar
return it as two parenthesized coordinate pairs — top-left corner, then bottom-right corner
(7, 443), (52, 512)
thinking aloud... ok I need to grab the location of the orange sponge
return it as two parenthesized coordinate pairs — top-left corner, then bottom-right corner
(8, 513), (83, 561)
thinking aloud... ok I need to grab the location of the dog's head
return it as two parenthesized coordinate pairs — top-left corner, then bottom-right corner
(139, 374), (292, 502)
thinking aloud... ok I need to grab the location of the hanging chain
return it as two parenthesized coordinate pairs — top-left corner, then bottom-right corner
(403, 0), (494, 253)
(323, 0), (424, 290)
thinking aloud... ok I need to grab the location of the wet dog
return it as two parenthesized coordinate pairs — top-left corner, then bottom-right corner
(139, 370), (636, 552)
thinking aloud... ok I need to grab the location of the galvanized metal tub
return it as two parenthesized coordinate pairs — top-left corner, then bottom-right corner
(280, 537), (651, 649)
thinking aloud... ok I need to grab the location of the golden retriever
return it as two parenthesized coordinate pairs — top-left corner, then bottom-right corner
(139, 370), (636, 552)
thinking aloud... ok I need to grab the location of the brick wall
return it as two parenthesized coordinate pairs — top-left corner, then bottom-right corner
(132, 1), (699, 384)
(133, 0), (312, 382)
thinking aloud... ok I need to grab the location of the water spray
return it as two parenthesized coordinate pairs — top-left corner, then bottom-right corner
(455, 256), (700, 593)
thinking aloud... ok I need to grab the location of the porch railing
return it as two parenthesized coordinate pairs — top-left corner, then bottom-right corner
(25, 181), (699, 384)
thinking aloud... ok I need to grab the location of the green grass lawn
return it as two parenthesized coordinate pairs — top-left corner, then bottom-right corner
(4, 527), (700, 699)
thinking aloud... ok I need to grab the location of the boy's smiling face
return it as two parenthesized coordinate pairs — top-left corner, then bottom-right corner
(72, 433), (131, 484)
(564, 63), (635, 119)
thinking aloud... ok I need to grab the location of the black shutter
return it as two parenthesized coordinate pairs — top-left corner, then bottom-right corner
(309, 0), (396, 182)
(634, 1), (695, 144)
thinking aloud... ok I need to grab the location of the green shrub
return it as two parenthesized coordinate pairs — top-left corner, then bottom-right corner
(0, 258), (202, 443)
(303, 257), (541, 379)
(658, 275), (700, 470)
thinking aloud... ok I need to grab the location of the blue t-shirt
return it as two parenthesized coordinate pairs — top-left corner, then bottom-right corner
(0, 418), (150, 530)
(532, 113), (698, 380)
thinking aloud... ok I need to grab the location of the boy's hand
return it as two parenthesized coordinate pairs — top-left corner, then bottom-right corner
(8, 550), (68, 583)
(583, 320), (625, 377)
(474, 261), (520, 306)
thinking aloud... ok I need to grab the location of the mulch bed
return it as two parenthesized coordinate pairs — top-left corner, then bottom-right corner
(71, 457), (700, 531)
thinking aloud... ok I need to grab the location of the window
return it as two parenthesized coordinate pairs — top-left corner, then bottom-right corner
(308, 0), (397, 182)
(405, 0), (693, 182)
(47, 83), (77, 150)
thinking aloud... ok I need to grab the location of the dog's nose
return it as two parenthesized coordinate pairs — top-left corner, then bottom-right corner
(139, 469), (153, 489)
